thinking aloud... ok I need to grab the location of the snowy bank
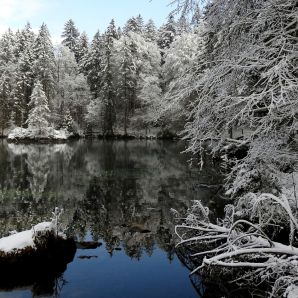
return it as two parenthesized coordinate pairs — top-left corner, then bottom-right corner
(0, 220), (76, 293)
(0, 222), (57, 254)
(0, 219), (75, 272)
(7, 127), (70, 142)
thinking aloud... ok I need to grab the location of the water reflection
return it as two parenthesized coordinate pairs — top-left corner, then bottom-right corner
(0, 139), (224, 297)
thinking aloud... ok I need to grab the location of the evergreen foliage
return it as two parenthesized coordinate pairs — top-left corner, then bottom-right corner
(61, 19), (80, 52)
(27, 81), (51, 133)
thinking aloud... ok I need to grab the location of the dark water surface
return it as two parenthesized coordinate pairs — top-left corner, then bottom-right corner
(0, 140), (224, 298)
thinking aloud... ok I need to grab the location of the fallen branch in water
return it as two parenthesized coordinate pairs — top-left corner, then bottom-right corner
(175, 194), (298, 297)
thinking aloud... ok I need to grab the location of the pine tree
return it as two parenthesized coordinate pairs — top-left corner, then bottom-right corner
(75, 31), (89, 64)
(80, 31), (104, 97)
(27, 81), (51, 134)
(100, 19), (117, 136)
(124, 17), (143, 35)
(61, 19), (80, 52)
(144, 19), (157, 42)
(0, 29), (16, 64)
(14, 22), (35, 59)
(114, 36), (136, 135)
(0, 29), (17, 129)
(32, 23), (56, 99)
(136, 14), (144, 33)
(12, 23), (35, 127)
(157, 14), (177, 50)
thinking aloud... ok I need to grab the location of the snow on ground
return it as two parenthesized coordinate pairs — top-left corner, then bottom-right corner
(0, 222), (53, 253)
(8, 127), (69, 140)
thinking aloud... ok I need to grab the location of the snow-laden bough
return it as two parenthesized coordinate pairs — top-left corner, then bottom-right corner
(175, 194), (298, 297)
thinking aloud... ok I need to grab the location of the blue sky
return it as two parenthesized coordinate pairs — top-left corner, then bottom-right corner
(0, 0), (173, 42)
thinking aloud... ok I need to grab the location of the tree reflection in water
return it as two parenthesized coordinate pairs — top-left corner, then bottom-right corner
(0, 139), (225, 297)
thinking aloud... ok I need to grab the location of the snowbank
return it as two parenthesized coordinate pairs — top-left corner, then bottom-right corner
(8, 127), (69, 141)
(0, 222), (54, 253)
(0, 219), (76, 291)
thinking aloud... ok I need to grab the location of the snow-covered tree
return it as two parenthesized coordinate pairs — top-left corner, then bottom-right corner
(114, 36), (136, 135)
(75, 31), (89, 64)
(12, 24), (36, 127)
(124, 16), (143, 35)
(0, 29), (16, 64)
(144, 19), (157, 42)
(14, 22), (35, 59)
(84, 20), (118, 136)
(184, 0), (298, 157)
(80, 31), (104, 98)
(27, 81), (51, 134)
(61, 19), (80, 52)
(157, 14), (177, 50)
(32, 23), (56, 100)
(54, 45), (91, 130)
(0, 29), (17, 130)
(115, 31), (162, 131)
(165, 0), (298, 295)
(100, 19), (118, 136)
(159, 27), (205, 130)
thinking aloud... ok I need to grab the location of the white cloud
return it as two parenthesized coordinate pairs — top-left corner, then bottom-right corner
(0, 0), (45, 35)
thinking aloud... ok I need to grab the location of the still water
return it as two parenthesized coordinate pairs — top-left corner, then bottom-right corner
(0, 139), (224, 298)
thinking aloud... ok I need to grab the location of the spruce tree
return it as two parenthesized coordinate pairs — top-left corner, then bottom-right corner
(0, 29), (17, 129)
(13, 23), (35, 126)
(75, 31), (89, 64)
(27, 81), (51, 134)
(0, 29), (16, 64)
(61, 19), (80, 52)
(100, 19), (117, 136)
(14, 22), (35, 59)
(157, 14), (177, 50)
(136, 14), (144, 33)
(124, 17), (143, 35)
(144, 19), (157, 42)
(115, 36), (136, 135)
(80, 31), (104, 97)
(32, 23), (56, 99)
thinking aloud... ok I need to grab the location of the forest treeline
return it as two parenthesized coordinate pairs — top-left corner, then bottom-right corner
(0, 11), (200, 137)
